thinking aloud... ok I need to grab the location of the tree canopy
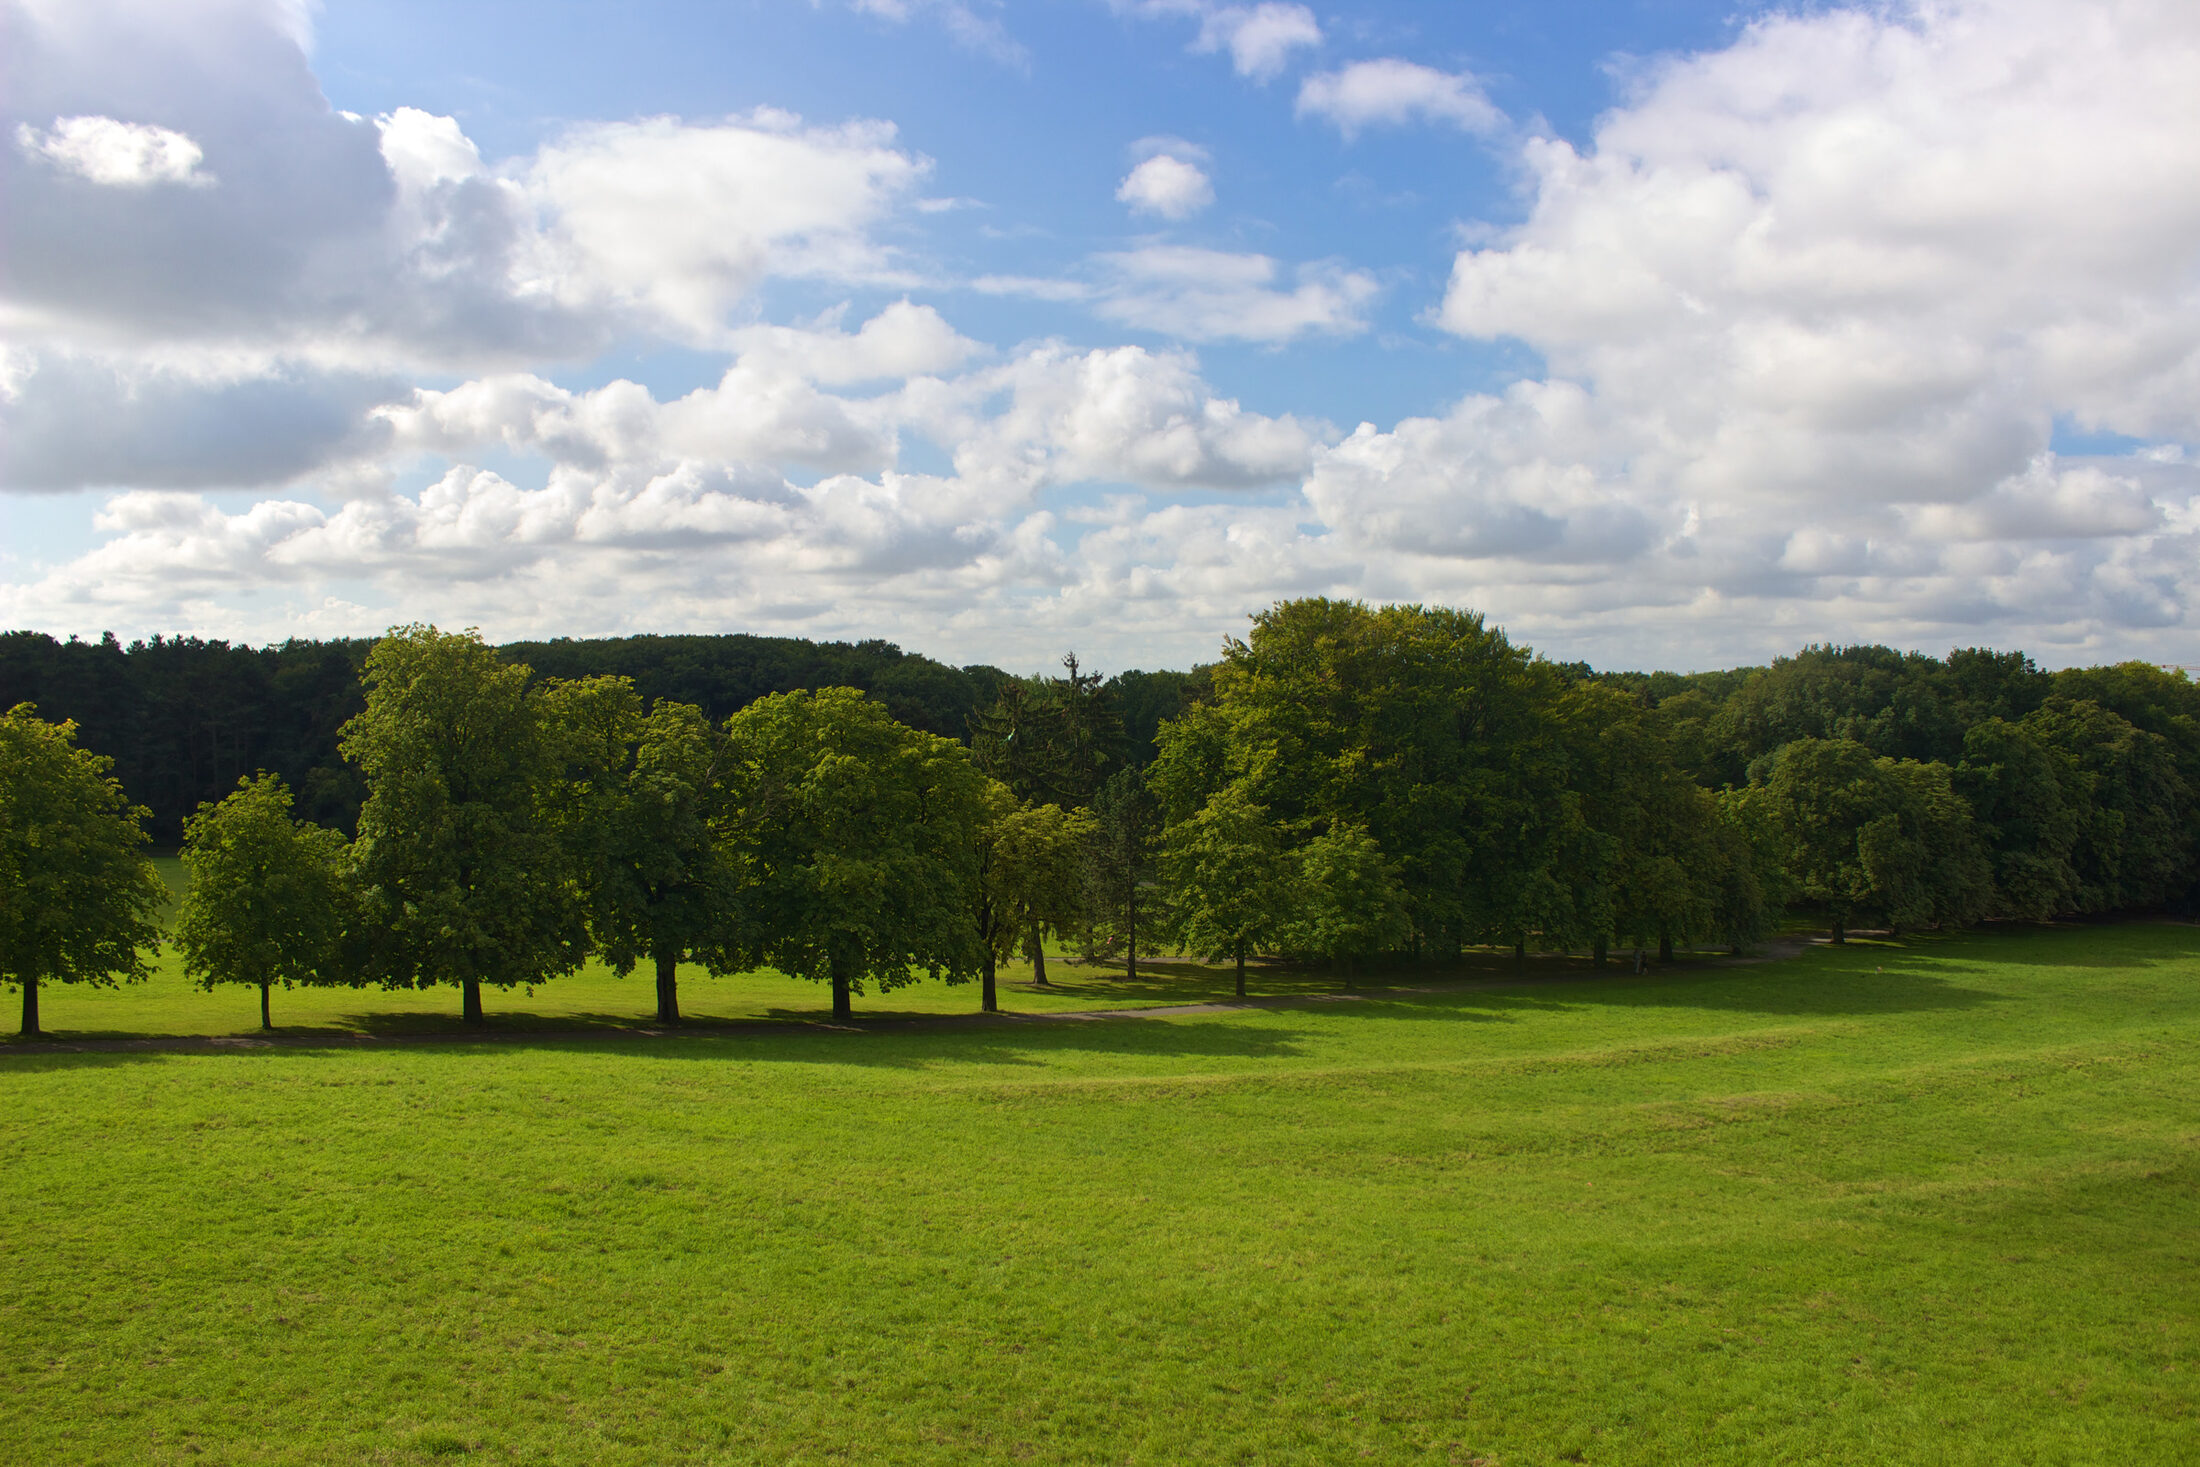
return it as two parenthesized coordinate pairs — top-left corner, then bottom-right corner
(727, 687), (989, 1020)
(0, 704), (166, 1035)
(340, 626), (590, 1023)
(175, 773), (351, 1029)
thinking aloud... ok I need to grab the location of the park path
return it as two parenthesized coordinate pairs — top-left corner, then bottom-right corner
(0, 942), (1817, 1058)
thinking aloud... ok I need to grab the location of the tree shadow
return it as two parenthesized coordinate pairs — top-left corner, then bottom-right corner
(1440, 952), (2006, 1019)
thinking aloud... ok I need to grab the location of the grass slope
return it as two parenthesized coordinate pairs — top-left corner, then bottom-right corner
(1, 925), (2195, 1464)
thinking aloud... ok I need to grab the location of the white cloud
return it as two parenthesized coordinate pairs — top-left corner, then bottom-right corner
(1116, 153), (1214, 219)
(920, 343), (1321, 491)
(1091, 247), (1378, 342)
(518, 112), (929, 339)
(1193, 4), (1321, 81)
(16, 115), (214, 187)
(2, 2), (931, 366)
(1296, 59), (1505, 138)
(1116, 1), (1318, 81)
(13, 0), (2200, 676)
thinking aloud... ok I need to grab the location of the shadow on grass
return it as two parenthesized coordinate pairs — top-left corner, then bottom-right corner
(13, 921), (2189, 1061)
(0, 1013), (1328, 1071)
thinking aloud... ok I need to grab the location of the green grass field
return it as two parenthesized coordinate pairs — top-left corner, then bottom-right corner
(2, 922), (2195, 1463)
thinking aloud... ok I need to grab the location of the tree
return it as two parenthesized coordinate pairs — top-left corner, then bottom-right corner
(539, 680), (747, 1025)
(1747, 738), (1990, 940)
(982, 797), (1095, 995)
(1283, 822), (1410, 985)
(1086, 766), (1159, 979)
(340, 627), (590, 1023)
(1158, 784), (1290, 997)
(1954, 717), (2084, 920)
(728, 688), (988, 1020)
(2022, 696), (2191, 911)
(1150, 599), (1567, 960)
(969, 653), (1126, 809)
(175, 773), (351, 1029)
(0, 704), (166, 1036)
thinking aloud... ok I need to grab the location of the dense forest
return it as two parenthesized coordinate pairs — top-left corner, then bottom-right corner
(0, 631), (1201, 844)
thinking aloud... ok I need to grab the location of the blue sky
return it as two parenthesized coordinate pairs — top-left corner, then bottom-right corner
(4, 0), (2197, 672)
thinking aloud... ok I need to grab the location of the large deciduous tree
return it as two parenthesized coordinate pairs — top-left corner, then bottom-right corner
(175, 773), (352, 1030)
(539, 681), (745, 1025)
(1148, 599), (1567, 960)
(728, 688), (987, 1020)
(340, 626), (589, 1024)
(0, 704), (166, 1036)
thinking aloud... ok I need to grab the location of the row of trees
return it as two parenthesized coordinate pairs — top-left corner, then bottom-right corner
(0, 628), (1206, 843)
(7, 603), (2197, 1035)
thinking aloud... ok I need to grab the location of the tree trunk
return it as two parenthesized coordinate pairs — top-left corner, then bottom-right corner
(1514, 937), (1527, 970)
(1658, 932), (1674, 964)
(831, 950), (853, 1022)
(20, 973), (39, 1037)
(1831, 917), (1846, 945)
(260, 980), (272, 1031)
(654, 946), (681, 1026)
(462, 978), (484, 1024)
(1593, 937), (1608, 968)
(1234, 937), (1246, 999)
(1125, 890), (1139, 982)
(982, 947), (997, 1014)
(1030, 921), (1050, 986)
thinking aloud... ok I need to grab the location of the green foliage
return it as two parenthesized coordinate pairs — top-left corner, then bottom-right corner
(0, 703), (166, 1034)
(1954, 717), (2086, 920)
(1283, 820), (1411, 972)
(1157, 784), (1289, 991)
(968, 654), (1126, 808)
(175, 774), (351, 1027)
(1084, 765), (1159, 969)
(537, 680), (747, 1024)
(340, 627), (590, 1018)
(2022, 695), (2191, 910)
(1166, 598), (1567, 951)
(977, 793), (1095, 996)
(1744, 739), (1992, 937)
(727, 687), (988, 1016)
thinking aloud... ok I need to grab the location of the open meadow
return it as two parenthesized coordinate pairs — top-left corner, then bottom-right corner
(2, 924), (2196, 1464)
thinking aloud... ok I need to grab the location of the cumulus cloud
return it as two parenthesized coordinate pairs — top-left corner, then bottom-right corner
(12, 0), (2200, 676)
(1116, 152), (1214, 219)
(16, 115), (214, 187)
(2, 3), (929, 365)
(1296, 59), (1504, 138)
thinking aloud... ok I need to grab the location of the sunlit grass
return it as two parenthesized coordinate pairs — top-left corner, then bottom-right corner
(2, 923), (2194, 1463)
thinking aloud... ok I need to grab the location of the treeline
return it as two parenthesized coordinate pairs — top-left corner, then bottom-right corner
(0, 630), (1200, 843)
(5, 600), (2197, 1037)
(1151, 603), (2200, 970)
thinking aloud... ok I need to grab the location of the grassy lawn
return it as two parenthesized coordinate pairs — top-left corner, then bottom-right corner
(2, 924), (2195, 1463)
